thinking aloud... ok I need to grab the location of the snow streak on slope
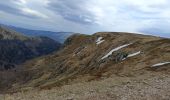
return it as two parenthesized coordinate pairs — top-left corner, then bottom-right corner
(152, 62), (170, 67)
(101, 43), (133, 60)
(127, 51), (141, 58)
(96, 37), (105, 45)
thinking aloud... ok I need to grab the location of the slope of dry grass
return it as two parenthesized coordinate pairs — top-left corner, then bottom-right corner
(0, 32), (170, 100)
(1, 71), (170, 100)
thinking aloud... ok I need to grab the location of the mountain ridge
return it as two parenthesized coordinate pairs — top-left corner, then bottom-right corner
(5, 25), (74, 43)
(1, 32), (169, 94)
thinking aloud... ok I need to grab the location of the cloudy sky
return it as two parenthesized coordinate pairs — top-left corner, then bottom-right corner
(0, 0), (170, 37)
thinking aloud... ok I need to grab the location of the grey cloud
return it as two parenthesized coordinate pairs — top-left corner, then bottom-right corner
(0, 0), (170, 38)
(139, 28), (170, 38)
(118, 5), (160, 18)
(0, 4), (21, 15)
(139, 21), (170, 38)
(47, 0), (95, 24)
(0, 2), (45, 19)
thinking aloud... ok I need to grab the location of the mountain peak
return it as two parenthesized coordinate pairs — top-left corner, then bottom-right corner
(0, 25), (28, 40)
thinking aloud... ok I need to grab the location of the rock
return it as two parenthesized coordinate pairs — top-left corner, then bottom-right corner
(114, 52), (128, 62)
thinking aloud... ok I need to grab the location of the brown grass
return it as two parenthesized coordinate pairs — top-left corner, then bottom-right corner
(0, 32), (170, 99)
(1, 71), (170, 100)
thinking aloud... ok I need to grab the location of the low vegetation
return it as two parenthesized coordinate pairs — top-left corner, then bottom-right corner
(0, 31), (170, 100)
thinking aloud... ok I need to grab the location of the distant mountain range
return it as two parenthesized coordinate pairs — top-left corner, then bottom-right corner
(0, 25), (61, 70)
(8, 25), (74, 43)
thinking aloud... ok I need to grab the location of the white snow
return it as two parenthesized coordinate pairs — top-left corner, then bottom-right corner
(101, 43), (133, 60)
(96, 37), (105, 45)
(127, 51), (141, 58)
(152, 62), (170, 67)
(96, 37), (103, 42)
(122, 51), (141, 61)
(97, 40), (105, 45)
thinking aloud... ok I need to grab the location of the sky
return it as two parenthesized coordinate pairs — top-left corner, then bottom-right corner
(0, 0), (170, 37)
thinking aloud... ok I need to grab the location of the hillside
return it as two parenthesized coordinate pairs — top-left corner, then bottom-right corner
(0, 26), (61, 70)
(0, 26), (28, 40)
(0, 32), (170, 99)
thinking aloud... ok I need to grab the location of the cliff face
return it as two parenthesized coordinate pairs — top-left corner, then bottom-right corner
(1, 32), (170, 92)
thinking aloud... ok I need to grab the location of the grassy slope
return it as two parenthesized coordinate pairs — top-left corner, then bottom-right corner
(1, 32), (170, 99)
(1, 72), (170, 100)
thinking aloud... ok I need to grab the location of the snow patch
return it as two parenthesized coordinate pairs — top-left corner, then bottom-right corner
(97, 40), (105, 45)
(152, 62), (170, 67)
(96, 37), (105, 45)
(96, 37), (103, 42)
(127, 51), (141, 58)
(122, 51), (141, 61)
(101, 43), (133, 60)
